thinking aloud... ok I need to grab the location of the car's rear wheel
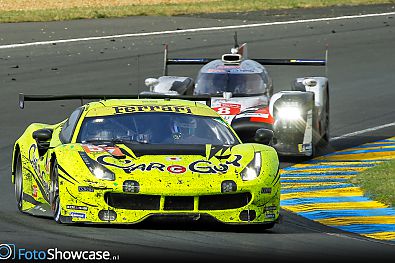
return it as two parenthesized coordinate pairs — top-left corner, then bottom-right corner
(50, 159), (62, 223)
(14, 152), (24, 212)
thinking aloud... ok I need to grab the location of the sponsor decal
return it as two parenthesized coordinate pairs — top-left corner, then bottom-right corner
(207, 69), (226, 73)
(264, 206), (277, 212)
(265, 213), (276, 219)
(82, 145), (125, 158)
(167, 165), (187, 174)
(213, 65), (254, 73)
(217, 65), (241, 69)
(105, 147), (124, 157)
(28, 144), (50, 198)
(250, 107), (274, 124)
(28, 144), (40, 176)
(113, 105), (192, 114)
(261, 187), (272, 194)
(32, 185), (38, 198)
(78, 186), (94, 192)
(82, 145), (104, 153)
(45, 157), (51, 174)
(213, 102), (241, 116)
(66, 205), (88, 211)
(69, 212), (86, 219)
(235, 113), (269, 119)
(96, 154), (242, 174)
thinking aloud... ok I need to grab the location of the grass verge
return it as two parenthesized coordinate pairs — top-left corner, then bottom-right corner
(350, 159), (395, 207)
(0, 0), (394, 23)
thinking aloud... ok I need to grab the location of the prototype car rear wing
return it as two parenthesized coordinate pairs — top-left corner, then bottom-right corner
(163, 44), (327, 75)
(18, 93), (212, 109)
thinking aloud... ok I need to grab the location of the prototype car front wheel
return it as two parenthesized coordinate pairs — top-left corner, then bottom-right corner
(322, 87), (330, 143)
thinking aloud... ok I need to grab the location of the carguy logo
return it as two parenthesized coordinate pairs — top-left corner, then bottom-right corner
(96, 155), (242, 174)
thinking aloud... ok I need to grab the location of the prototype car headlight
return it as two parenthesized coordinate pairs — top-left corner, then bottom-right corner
(276, 104), (302, 121)
(79, 152), (115, 181)
(240, 152), (262, 181)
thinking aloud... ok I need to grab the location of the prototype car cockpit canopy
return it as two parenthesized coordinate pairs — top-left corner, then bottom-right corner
(194, 59), (271, 96)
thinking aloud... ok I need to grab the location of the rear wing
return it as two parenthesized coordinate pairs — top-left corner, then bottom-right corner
(163, 44), (216, 75)
(18, 93), (212, 109)
(163, 44), (327, 76)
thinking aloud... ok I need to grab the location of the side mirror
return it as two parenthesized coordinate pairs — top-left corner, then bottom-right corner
(33, 129), (53, 142)
(33, 129), (53, 154)
(254, 128), (273, 145)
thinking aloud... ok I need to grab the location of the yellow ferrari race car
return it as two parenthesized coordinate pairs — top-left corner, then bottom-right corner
(12, 94), (280, 227)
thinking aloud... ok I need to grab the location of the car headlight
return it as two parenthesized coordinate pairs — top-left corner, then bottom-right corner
(276, 105), (302, 121)
(240, 152), (261, 181)
(79, 152), (115, 181)
(92, 166), (115, 181)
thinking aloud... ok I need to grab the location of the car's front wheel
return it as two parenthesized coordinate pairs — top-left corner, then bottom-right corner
(14, 152), (24, 212)
(50, 159), (62, 223)
(319, 87), (330, 145)
(262, 222), (276, 230)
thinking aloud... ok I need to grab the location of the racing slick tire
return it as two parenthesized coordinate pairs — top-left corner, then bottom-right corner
(320, 116), (330, 145)
(241, 222), (276, 233)
(14, 152), (24, 212)
(50, 159), (62, 224)
(321, 87), (330, 144)
(261, 222), (276, 230)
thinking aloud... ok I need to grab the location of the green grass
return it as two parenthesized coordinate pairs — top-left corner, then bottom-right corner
(350, 159), (395, 207)
(0, 0), (394, 23)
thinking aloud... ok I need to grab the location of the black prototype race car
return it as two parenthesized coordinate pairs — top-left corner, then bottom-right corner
(144, 34), (330, 157)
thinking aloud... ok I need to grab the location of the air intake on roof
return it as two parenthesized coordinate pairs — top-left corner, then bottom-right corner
(222, 54), (242, 64)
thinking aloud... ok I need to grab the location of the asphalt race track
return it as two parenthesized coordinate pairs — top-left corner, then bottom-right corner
(1, 4), (395, 262)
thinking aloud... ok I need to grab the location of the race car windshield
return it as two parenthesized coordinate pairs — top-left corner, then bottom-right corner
(77, 112), (239, 145)
(194, 73), (265, 95)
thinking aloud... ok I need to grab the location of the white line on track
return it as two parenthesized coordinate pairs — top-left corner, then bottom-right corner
(331, 122), (395, 141)
(1, 11), (395, 49)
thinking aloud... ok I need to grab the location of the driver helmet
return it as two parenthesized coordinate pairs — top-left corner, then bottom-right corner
(231, 74), (246, 93)
(135, 119), (154, 144)
(171, 115), (197, 137)
(211, 73), (226, 93)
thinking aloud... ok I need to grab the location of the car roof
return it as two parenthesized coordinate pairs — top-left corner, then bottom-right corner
(83, 98), (219, 118)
